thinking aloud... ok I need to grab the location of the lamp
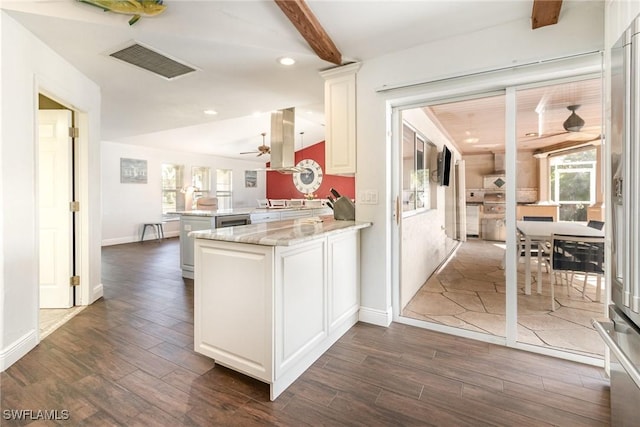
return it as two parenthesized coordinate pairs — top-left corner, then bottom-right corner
(563, 105), (585, 132)
(180, 185), (199, 194)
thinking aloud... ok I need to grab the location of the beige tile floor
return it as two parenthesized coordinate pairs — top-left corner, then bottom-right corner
(403, 238), (606, 358)
(39, 306), (86, 339)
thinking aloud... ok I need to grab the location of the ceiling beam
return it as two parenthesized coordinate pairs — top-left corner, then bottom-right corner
(274, 0), (342, 65)
(531, 0), (563, 29)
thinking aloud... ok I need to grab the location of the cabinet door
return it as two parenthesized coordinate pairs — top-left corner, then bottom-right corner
(274, 239), (327, 378)
(321, 63), (360, 175)
(327, 230), (359, 331)
(194, 240), (273, 382)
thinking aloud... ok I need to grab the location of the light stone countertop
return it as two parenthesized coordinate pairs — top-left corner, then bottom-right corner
(171, 206), (326, 217)
(189, 215), (371, 246)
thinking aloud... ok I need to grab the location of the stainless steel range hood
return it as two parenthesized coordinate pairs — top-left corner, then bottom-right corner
(265, 107), (304, 174)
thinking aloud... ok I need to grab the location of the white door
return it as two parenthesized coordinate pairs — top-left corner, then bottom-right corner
(38, 110), (74, 308)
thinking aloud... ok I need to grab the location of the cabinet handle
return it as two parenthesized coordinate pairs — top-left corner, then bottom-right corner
(395, 196), (400, 226)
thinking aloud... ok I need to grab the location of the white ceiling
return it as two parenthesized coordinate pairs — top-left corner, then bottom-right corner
(2, 0), (601, 161)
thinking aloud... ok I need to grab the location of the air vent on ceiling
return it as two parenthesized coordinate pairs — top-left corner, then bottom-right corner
(109, 43), (196, 79)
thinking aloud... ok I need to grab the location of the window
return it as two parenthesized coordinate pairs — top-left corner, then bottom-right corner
(550, 148), (596, 221)
(216, 169), (233, 210)
(191, 166), (210, 191)
(162, 163), (184, 216)
(191, 166), (211, 208)
(402, 123), (435, 212)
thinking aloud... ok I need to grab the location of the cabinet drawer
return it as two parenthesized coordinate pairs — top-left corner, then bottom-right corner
(250, 213), (281, 223)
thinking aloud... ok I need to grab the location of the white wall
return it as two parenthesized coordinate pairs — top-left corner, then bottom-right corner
(400, 109), (460, 308)
(605, 1), (640, 47)
(101, 141), (267, 245)
(355, 4), (605, 325)
(1, 11), (102, 370)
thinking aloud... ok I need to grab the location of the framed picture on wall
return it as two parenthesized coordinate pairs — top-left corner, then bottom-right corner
(120, 158), (148, 184)
(245, 170), (257, 188)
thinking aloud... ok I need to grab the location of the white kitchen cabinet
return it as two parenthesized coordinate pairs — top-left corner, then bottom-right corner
(180, 215), (214, 279)
(193, 228), (362, 400)
(280, 209), (313, 220)
(313, 207), (333, 216)
(251, 208), (334, 224)
(320, 63), (360, 175)
(250, 212), (281, 223)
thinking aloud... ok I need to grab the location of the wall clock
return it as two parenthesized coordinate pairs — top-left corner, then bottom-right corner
(293, 159), (323, 194)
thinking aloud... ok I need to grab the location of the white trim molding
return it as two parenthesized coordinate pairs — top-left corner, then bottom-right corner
(359, 305), (393, 327)
(0, 330), (37, 372)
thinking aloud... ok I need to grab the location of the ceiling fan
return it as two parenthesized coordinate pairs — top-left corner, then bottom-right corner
(527, 104), (600, 142)
(240, 132), (270, 157)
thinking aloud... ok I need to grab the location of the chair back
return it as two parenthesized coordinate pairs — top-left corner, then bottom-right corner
(523, 216), (553, 221)
(551, 234), (604, 274)
(587, 220), (605, 230)
(196, 197), (218, 210)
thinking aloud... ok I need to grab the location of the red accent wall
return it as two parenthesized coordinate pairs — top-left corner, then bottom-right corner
(266, 141), (355, 200)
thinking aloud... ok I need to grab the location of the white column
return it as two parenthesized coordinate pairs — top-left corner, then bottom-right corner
(535, 154), (550, 203)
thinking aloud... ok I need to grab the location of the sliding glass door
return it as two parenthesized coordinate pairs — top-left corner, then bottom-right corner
(514, 77), (605, 358)
(395, 75), (606, 361)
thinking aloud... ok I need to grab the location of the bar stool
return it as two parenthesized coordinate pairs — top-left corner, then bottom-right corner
(140, 222), (164, 242)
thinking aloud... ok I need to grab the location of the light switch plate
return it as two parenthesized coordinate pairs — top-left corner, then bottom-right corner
(359, 189), (378, 205)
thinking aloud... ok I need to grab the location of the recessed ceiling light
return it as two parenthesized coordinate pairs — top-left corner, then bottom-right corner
(278, 57), (296, 66)
(463, 137), (479, 144)
(252, 111), (262, 117)
(525, 132), (538, 137)
(203, 110), (218, 115)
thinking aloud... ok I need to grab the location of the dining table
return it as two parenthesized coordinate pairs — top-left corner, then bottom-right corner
(516, 220), (605, 295)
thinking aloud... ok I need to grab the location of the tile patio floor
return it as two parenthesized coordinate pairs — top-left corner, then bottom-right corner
(403, 238), (606, 358)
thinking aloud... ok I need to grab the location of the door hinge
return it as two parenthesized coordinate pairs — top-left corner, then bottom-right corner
(70, 276), (80, 287)
(68, 127), (79, 138)
(69, 201), (80, 212)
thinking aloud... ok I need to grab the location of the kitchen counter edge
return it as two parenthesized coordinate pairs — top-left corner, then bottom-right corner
(189, 216), (372, 246)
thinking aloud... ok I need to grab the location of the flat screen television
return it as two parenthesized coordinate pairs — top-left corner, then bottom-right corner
(439, 145), (452, 186)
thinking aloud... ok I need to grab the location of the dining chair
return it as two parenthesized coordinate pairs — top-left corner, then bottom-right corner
(547, 233), (604, 310)
(196, 197), (218, 210)
(518, 216), (553, 281)
(587, 220), (605, 230)
(523, 216), (554, 221)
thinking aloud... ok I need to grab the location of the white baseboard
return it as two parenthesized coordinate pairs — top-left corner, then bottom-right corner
(101, 231), (179, 246)
(358, 305), (392, 327)
(0, 329), (38, 372)
(92, 282), (104, 302)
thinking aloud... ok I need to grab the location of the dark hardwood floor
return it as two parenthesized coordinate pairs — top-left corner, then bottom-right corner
(1, 238), (611, 426)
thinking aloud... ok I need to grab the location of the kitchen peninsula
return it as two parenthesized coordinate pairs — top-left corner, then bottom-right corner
(190, 216), (371, 400)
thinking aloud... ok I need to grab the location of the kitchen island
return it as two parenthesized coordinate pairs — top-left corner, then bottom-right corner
(175, 206), (331, 278)
(190, 216), (371, 400)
